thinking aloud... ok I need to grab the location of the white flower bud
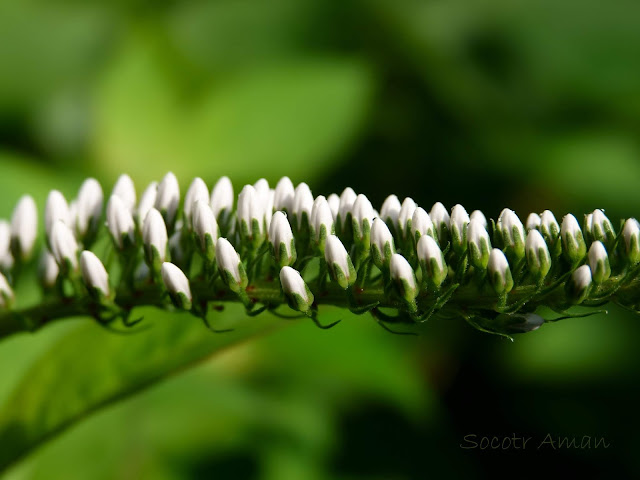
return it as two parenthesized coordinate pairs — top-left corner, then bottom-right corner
(0, 272), (14, 308)
(324, 235), (356, 289)
(155, 171), (180, 227)
(411, 207), (436, 243)
(183, 177), (209, 227)
(50, 220), (79, 272)
(584, 213), (594, 239)
(280, 266), (314, 313)
(470, 210), (488, 229)
(215, 237), (248, 292)
(111, 174), (136, 212)
(253, 178), (270, 202)
(397, 197), (417, 240)
(310, 196), (334, 252)
(430, 202), (450, 244)
(10, 195), (38, 261)
(467, 218), (491, 270)
(525, 229), (551, 280)
(417, 235), (447, 288)
(161, 262), (192, 310)
(38, 251), (59, 289)
(274, 177), (295, 212)
(390, 253), (418, 304)
(210, 176), (234, 221)
(588, 241), (611, 284)
(561, 214), (587, 265)
(337, 187), (357, 232)
(106, 195), (136, 249)
(380, 195), (401, 227)
(292, 182), (314, 230)
(192, 201), (218, 261)
(45, 190), (71, 239)
(75, 178), (104, 243)
(80, 250), (110, 297)
(540, 210), (560, 242)
(590, 209), (615, 248)
(352, 194), (374, 245)
(143, 208), (168, 270)
(269, 211), (296, 268)
(488, 248), (513, 294)
(327, 194), (340, 220)
(237, 185), (266, 246)
(370, 218), (396, 268)
(497, 209), (525, 260)
(622, 218), (640, 265)
(136, 181), (158, 225)
(450, 204), (470, 253)
(526, 213), (541, 231)
(0, 222), (13, 270)
(567, 264), (592, 304)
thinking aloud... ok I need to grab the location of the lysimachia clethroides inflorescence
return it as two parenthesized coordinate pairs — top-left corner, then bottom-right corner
(1, 172), (640, 339)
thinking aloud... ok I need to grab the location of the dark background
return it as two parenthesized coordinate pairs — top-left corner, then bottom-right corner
(1, 0), (639, 478)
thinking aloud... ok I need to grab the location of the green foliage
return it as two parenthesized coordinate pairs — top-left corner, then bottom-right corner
(0, 305), (282, 473)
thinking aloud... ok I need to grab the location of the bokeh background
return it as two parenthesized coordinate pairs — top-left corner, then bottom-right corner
(1, 0), (640, 478)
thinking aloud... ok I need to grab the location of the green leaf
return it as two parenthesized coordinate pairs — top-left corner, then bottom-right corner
(0, 305), (284, 473)
(93, 34), (374, 185)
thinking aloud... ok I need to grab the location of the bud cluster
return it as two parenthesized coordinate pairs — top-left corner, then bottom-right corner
(0, 173), (638, 338)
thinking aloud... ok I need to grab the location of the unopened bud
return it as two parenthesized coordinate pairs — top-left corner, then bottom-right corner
(370, 218), (395, 268)
(590, 209), (616, 249)
(215, 238), (248, 293)
(467, 219), (491, 270)
(143, 208), (169, 271)
(588, 241), (611, 284)
(430, 202), (450, 245)
(380, 195), (401, 229)
(525, 229), (551, 280)
(280, 266), (314, 313)
(450, 204), (470, 253)
(561, 214), (587, 265)
(390, 253), (418, 306)
(184, 177), (209, 227)
(497, 209), (525, 261)
(351, 194), (374, 249)
(324, 235), (356, 289)
(192, 201), (219, 262)
(526, 213), (541, 230)
(622, 218), (640, 265)
(310, 196), (334, 252)
(155, 172), (180, 228)
(161, 262), (192, 310)
(135, 181), (158, 226)
(411, 207), (436, 244)
(210, 176), (234, 224)
(80, 250), (110, 299)
(10, 195), (38, 261)
(50, 220), (79, 273)
(274, 177), (295, 212)
(397, 198), (417, 240)
(237, 185), (266, 248)
(269, 211), (296, 268)
(488, 248), (514, 295)
(106, 195), (136, 250)
(75, 178), (104, 243)
(417, 235), (447, 288)
(567, 264), (592, 304)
